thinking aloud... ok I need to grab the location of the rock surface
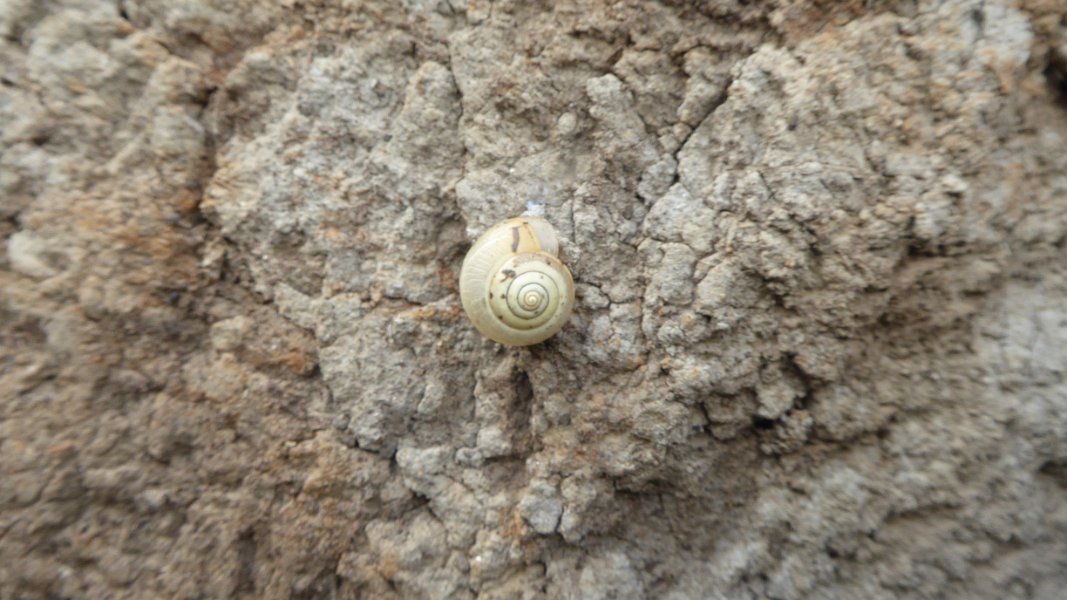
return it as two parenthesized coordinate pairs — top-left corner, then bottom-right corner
(3, 0), (1067, 598)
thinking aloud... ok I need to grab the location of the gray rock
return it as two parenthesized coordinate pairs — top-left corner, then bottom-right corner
(3, 0), (1067, 598)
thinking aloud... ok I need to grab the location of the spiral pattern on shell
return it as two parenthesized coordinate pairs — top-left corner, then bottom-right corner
(459, 217), (575, 346)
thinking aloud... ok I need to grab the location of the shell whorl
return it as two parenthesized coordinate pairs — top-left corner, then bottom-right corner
(459, 217), (575, 346)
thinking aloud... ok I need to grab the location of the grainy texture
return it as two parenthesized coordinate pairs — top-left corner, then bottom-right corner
(2, 0), (1067, 598)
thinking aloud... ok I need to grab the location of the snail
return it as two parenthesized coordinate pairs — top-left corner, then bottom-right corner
(459, 216), (575, 346)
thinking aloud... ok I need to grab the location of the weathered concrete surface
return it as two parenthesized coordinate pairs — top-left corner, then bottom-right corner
(2, 0), (1067, 598)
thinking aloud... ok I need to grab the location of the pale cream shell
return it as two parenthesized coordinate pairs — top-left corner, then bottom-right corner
(459, 217), (575, 346)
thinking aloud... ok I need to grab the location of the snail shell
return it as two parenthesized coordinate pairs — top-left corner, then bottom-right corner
(459, 217), (575, 346)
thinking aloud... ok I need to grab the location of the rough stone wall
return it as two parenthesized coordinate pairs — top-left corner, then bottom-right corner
(2, 0), (1067, 598)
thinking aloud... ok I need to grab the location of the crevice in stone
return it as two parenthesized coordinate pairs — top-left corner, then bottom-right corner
(1039, 459), (1067, 489)
(1044, 47), (1067, 111)
(235, 527), (258, 596)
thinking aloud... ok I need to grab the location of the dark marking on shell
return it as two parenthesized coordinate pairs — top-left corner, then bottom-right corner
(503, 269), (517, 279)
(511, 227), (520, 252)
